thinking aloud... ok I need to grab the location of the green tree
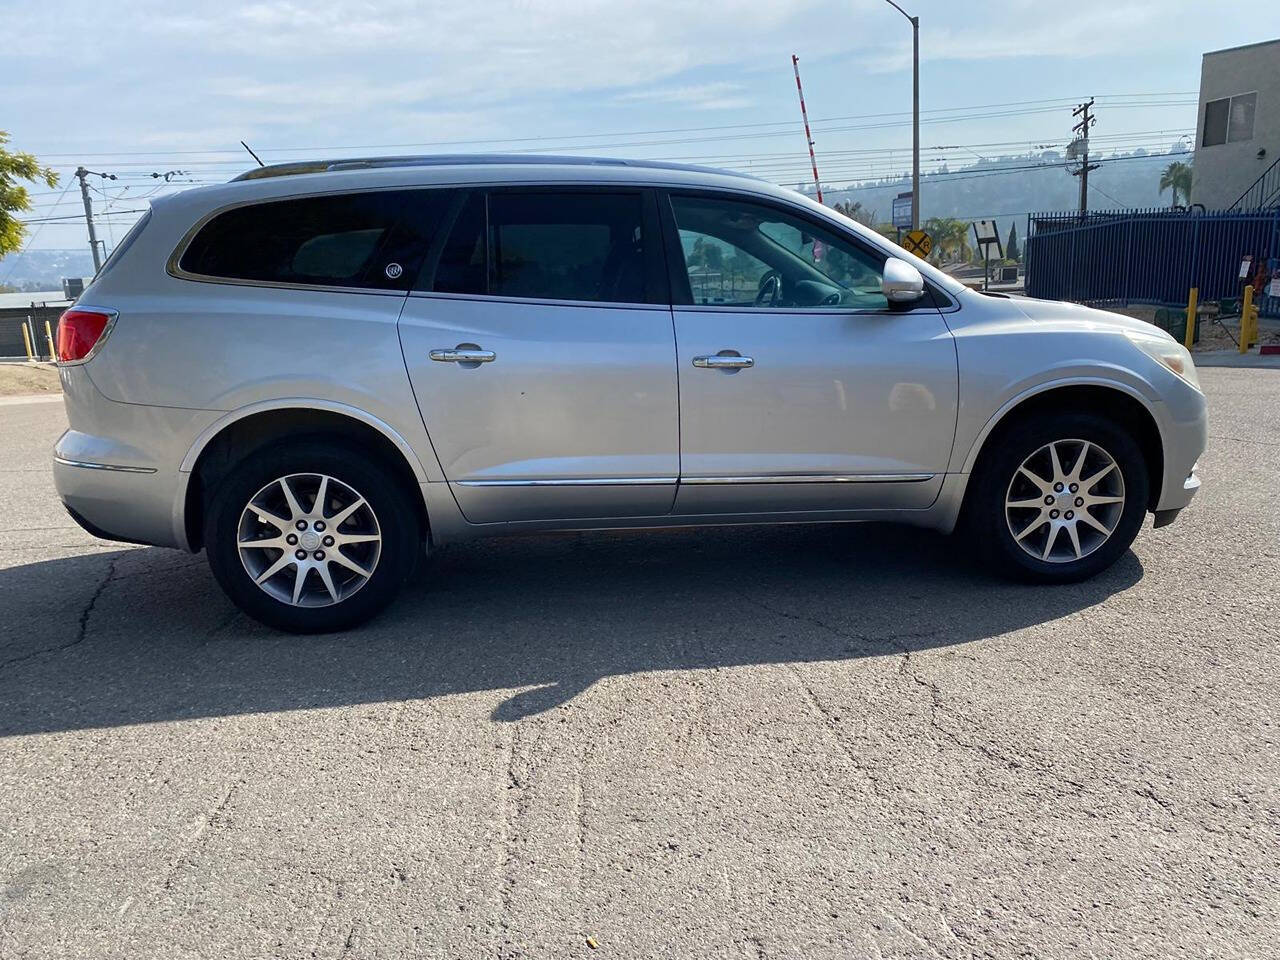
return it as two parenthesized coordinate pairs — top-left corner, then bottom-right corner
(923, 217), (971, 263)
(1006, 222), (1020, 262)
(1158, 160), (1193, 207)
(832, 200), (875, 227)
(0, 132), (59, 258)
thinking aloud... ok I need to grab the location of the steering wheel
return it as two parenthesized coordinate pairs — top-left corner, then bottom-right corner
(755, 271), (782, 307)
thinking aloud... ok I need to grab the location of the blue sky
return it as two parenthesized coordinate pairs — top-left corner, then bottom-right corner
(4, 0), (1266, 251)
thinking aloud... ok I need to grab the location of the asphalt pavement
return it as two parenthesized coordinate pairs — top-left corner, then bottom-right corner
(0, 370), (1276, 959)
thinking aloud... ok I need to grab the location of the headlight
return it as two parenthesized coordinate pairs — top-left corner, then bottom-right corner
(1125, 331), (1201, 390)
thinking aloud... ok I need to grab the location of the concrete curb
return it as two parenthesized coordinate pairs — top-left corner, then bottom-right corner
(0, 393), (64, 406)
(1193, 350), (1280, 369)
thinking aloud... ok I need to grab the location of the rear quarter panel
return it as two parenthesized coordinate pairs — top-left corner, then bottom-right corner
(79, 276), (445, 483)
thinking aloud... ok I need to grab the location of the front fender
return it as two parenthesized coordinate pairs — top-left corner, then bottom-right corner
(953, 368), (1167, 476)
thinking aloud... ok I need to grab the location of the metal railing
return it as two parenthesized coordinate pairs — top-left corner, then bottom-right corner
(1230, 154), (1280, 211)
(1025, 207), (1279, 318)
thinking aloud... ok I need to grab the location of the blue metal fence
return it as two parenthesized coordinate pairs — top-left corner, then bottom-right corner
(1025, 207), (1280, 317)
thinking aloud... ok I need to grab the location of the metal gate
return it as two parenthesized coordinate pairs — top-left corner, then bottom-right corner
(1025, 207), (1280, 317)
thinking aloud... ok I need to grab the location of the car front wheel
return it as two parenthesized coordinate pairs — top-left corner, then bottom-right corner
(968, 412), (1150, 583)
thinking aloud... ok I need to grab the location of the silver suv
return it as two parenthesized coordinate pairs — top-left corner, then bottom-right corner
(54, 155), (1207, 632)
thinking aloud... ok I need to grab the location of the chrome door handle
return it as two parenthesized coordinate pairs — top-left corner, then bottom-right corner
(693, 354), (754, 369)
(429, 348), (496, 363)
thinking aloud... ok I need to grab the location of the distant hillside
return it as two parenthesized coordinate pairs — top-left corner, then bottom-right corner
(815, 145), (1193, 227)
(0, 249), (96, 292)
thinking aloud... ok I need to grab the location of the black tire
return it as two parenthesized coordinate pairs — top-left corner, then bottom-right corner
(965, 412), (1149, 583)
(204, 438), (421, 633)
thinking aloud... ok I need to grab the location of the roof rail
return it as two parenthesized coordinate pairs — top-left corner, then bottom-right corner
(230, 153), (754, 183)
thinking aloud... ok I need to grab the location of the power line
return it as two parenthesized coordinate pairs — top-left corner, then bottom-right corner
(26, 92), (1197, 161)
(2, 179), (75, 284)
(30, 103), (1193, 165)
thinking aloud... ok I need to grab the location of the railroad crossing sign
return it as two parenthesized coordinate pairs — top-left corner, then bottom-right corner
(901, 229), (932, 258)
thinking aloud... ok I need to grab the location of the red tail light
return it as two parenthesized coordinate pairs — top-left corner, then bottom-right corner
(56, 308), (116, 364)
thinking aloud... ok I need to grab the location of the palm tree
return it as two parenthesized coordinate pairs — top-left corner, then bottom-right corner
(923, 217), (970, 263)
(1159, 161), (1193, 207)
(832, 200), (874, 226)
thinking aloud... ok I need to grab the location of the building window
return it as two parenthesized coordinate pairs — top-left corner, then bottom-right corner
(1202, 92), (1256, 147)
(1228, 92), (1256, 143)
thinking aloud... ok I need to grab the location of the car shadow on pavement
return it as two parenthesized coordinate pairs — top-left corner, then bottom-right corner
(0, 523), (1142, 735)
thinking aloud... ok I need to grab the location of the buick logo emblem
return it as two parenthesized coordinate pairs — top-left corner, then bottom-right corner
(384, 262), (404, 279)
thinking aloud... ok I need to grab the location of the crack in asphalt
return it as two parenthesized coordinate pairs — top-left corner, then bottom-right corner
(734, 592), (938, 800)
(1134, 785), (1174, 812)
(497, 724), (534, 959)
(896, 648), (1087, 798)
(736, 590), (1091, 800)
(0, 558), (116, 672)
(1208, 434), (1280, 448)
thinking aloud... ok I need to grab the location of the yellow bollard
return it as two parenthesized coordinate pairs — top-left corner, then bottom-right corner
(1239, 286), (1255, 354)
(21, 323), (35, 361)
(1183, 287), (1198, 350)
(44, 320), (57, 361)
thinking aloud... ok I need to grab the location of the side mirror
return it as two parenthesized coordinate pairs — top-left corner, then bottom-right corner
(882, 257), (925, 304)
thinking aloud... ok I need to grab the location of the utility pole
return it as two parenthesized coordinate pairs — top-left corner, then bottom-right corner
(911, 12), (919, 228)
(1071, 99), (1099, 215)
(75, 166), (102, 273)
(883, 1), (920, 228)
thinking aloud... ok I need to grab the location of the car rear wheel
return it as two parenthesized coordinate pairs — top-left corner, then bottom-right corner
(967, 412), (1149, 583)
(204, 439), (420, 633)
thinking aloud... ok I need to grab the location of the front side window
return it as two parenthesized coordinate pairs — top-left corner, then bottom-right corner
(178, 190), (448, 290)
(670, 193), (888, 310)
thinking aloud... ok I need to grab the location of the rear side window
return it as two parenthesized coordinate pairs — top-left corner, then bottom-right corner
(426, 190), (652, 304)
(177, 190), (449, 290)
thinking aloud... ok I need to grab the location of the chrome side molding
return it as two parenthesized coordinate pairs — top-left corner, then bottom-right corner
(454, 474), (932, 487)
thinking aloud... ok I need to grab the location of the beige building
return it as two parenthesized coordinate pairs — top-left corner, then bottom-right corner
(1190, 38), (1280, 210)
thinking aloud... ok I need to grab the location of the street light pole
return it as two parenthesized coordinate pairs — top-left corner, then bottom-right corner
(883, 0), (920, 229)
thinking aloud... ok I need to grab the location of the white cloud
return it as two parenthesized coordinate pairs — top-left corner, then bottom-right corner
(0, 0), (1236, 165)
(614, 83), (754, 111)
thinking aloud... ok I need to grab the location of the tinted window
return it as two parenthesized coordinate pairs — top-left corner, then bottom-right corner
(490, 192), (646, 303)
(1203, 98), (1229, 147)
(670, 194), (888, 310)
(433, 192), (487, 295)
(427, 190), (648, 303)
(179, 190), (448, 290)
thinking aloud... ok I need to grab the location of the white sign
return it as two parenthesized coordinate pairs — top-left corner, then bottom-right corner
(1270, 277), (1280, 299)
(892, 193), (913, 229)
(972, 220), (1003, 260)
(1239, 255), (1253, 279)
(973, 219), (999, 244)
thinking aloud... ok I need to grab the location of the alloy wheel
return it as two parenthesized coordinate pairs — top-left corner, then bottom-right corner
(1004, 438), (1126, 563)
(236, 473), (382, 607)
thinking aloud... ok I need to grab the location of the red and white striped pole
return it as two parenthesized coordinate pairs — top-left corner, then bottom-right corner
(791, 54), (823, 204)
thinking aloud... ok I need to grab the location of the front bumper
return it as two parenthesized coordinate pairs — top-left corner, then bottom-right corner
(1151, 375), (1207, 519)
